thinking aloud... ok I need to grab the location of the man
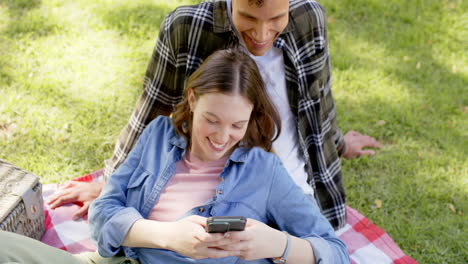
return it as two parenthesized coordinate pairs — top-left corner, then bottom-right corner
(48, 0), (381, 230)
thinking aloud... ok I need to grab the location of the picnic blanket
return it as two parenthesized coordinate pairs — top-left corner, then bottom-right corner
(40, 170), (417, 264)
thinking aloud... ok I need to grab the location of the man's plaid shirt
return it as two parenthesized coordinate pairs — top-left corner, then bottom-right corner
(104, 0), (347, 229)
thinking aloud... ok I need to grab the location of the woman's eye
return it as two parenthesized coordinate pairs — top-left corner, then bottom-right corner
(206, 119), (217, 124)
(233, 124), (244, 130)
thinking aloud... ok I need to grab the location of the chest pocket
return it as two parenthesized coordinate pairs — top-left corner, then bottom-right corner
(126, 167), (153, 209)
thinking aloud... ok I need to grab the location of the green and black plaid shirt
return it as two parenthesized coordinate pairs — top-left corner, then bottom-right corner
(104, 0), (346, 229)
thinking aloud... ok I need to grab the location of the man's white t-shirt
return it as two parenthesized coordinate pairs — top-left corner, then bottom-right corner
(250, 48), (314, 196)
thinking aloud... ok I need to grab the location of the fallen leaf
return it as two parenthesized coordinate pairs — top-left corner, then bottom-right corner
(0, 121), (17, 139)
(458, 210), (463, 216)
(452, 65), (457, 73)
(375, 199), (382, 209)
(416, 62), (421, 69)
(327, 16), (336, 24)
(464, 106), (468, 114)
(376, 120), (386, 126)
(448, 203), (456, 213)
(403, 56), (410, 61)
(427, 39), (433, 45)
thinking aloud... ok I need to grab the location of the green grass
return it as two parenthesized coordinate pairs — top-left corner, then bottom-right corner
(0, 0), (466, 263)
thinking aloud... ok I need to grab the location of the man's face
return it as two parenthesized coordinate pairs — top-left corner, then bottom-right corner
(232, 0), (289, 56)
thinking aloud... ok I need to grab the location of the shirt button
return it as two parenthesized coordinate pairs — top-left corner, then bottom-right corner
(217, 190), (223, 194)
(198, 207), (205, 213)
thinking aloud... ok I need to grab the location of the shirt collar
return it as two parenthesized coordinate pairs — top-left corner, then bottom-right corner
(169, 132), (188, 149)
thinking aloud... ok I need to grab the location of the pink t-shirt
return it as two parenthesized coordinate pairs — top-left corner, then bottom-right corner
(148, 151), (227, 221)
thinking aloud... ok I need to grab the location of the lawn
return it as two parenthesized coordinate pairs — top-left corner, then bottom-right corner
(0, 0), (466, 263)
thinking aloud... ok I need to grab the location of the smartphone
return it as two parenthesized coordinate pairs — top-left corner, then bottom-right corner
(206, 216), (247, 233)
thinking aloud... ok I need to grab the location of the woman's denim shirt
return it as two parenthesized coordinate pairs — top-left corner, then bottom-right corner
(89, 116), (349, 264)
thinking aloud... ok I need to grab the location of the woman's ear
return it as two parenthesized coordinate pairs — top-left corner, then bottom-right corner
(187, 88), (195, 112)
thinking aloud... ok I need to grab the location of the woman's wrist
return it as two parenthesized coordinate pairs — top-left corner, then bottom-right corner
(122, 219), (171, 249)
(273, 232), (291, 263)
(271, 229), (288, 259)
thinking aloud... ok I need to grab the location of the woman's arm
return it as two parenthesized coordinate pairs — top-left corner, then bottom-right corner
(265, 158), (350, 263)
(89, 119), (159, 257)
(220, 156), (349, 263)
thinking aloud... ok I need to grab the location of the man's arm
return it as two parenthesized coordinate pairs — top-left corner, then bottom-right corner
(104, 14), (179, 179)
(48, 12), (180, 219)
(310, 5), (380, 160)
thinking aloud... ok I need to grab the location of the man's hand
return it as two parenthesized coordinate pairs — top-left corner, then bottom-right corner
(47, 181), (104, 220)
(343, 130), (382, 159)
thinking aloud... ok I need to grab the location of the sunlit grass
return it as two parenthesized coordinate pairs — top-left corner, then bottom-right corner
(0, 0), (466, 263)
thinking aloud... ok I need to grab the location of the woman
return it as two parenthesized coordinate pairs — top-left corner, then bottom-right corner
(88, 48), (349, 264)
(0, 48), (349, 264)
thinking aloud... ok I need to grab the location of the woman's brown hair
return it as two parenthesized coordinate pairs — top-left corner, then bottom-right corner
(172, 48), (281, 152)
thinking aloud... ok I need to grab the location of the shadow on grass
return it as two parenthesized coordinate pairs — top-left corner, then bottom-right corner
(0, 0), (62, 87)
(324, 0), (466, 150)
(1, 0), (62, 38)
(0, 0), (41, 12)
(322, 1), (466, 261)
(0, 44), (13, 85)
(95, 3), (174, 39)
(95, 1), (205, 39)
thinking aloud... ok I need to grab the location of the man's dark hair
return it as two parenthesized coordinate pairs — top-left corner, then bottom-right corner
(248, 0), (265, 7)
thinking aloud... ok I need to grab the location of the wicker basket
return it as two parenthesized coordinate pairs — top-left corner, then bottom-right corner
(0, 159), (45, 240)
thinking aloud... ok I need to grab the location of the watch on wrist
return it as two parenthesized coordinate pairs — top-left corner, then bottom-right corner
(273, 231), (291, 264)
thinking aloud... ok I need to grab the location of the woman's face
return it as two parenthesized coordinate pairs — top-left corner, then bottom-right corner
(188, 90), (253, 161)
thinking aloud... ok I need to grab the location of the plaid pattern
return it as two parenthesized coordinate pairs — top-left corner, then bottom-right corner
(40, 171), (417, 263)
(41, 170), (103, 254)
(104, 0), (346, 229)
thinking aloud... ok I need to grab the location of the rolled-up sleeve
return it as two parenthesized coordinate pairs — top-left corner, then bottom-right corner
(89, 120), (157, 257)
(93, 207), (143, 257)
(306, 236), (349, 264)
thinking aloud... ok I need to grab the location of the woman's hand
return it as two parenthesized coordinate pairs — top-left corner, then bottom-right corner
(124, 215), (240, 259)
(47, 181), (104, 220)
(218, 218), (286, 261)
(165, 215), (241, 259)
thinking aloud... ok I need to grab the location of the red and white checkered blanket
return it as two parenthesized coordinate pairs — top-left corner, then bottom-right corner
(41, 170), (417, 264)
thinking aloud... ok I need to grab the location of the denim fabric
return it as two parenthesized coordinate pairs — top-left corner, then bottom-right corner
(89, 116), (349, 264)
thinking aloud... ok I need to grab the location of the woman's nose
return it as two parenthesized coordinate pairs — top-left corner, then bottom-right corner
(214, 127), (230, 144)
